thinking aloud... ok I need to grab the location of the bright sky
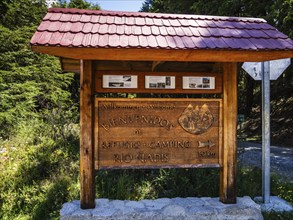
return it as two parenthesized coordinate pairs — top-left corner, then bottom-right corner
(88, 0), (145, 12)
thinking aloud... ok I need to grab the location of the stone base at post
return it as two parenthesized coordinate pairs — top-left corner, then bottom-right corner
(60, 197), (263, 220)
(254, 196), (293, 212)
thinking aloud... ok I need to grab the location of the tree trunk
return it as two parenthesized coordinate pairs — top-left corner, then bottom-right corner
(245, 75), (255, 115)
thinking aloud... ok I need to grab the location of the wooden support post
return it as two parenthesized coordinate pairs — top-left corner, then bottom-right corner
(220, 62), (237, 204)
(80, 60), (95, 209)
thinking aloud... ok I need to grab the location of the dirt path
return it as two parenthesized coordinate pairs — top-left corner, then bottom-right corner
(237, 142), (293, 181)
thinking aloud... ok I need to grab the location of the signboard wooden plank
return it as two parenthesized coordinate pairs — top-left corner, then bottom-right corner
(95, 71), (223, 94)
(80, 60), (95, 209)
(95, 98), (222, 169)
(220, 62), (237, 204)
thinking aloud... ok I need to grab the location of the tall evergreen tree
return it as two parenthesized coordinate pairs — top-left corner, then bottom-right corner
(140, 0), (153, 12)
(0, 0), (76, 138)
(0, 0), (47, 29)
(54, 0), (101, 9)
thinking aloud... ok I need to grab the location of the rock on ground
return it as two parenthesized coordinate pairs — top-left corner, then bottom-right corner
(60, 197), (263, 220)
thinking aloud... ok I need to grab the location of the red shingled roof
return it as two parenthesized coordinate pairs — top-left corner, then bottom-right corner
(31, 8), (293, 51)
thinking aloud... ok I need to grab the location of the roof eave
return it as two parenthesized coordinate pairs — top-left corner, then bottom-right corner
(31, 45), (293, 62)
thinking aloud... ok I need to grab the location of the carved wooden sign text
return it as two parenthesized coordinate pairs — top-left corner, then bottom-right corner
(95, 98), (222, 169)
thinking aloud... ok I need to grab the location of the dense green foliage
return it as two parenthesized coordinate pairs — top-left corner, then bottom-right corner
(0, 0), (89, 219)
(0, 0), (47, 29)
(0, 0), (292, 219)
(53, 0), (101, 9)
(0, 116), (80, 219)
(0, 25), (74, 138)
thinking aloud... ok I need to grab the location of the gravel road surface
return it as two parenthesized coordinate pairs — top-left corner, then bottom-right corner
(238, 142), (293, 181)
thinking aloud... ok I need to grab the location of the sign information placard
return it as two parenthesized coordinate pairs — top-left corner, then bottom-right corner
(95, 98), (222, 169)
(103, 75), (138, 88)
(145, 76), (175, 89)
(183, 76), (215, 89)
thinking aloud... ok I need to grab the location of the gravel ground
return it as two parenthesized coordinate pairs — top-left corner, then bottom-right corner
(237, 142), (293, 181)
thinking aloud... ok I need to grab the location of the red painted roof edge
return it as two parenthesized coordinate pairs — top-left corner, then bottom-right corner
(47, 8), (266, 23)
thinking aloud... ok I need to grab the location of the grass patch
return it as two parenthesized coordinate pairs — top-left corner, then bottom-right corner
(1, 119), (292, 219)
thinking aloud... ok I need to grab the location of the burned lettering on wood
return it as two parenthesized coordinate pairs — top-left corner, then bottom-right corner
(95, 98), (222, 169)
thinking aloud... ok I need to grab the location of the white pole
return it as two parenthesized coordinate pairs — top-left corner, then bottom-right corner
(261, 61), (270, 204)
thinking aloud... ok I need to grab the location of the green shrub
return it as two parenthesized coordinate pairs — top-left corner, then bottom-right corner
(1, 137), (293, 219)
(0, 110), (80, 220)
(1, 119), (292, 220)
(263, 211), (293, 220)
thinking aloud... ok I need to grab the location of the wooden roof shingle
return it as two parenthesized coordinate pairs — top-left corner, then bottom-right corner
(30, 8), (293, 62)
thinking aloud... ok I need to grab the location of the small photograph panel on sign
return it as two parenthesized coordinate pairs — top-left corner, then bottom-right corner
(183, 77), (215, 89)
(145, 76), (176, 89)
(103, 75), (138, 88)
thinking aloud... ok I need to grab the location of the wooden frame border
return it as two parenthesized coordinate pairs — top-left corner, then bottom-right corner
(79, 62), (237, 208)
(80, 60), (95, 208)
(220, 63), (237, 204)
(32, 46), (293, 62)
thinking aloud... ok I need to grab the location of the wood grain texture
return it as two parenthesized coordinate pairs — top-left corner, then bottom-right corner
(80, 60), (95, 209)
(60, 58), (80, 73)
(220, 63), (237, 204)
(95, 71), (222, 94)
(62, 60), (222, 74)
(94, 61), (221, 73)
(95, 98), (222, 169)
(31, 46), (293, 62)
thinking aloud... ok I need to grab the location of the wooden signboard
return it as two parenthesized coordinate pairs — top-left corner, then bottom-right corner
(95, 98), (222, 169)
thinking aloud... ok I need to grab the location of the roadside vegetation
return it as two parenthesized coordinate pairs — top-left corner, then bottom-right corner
(1, 135), (293, 219)
(0, 0), (292, 219)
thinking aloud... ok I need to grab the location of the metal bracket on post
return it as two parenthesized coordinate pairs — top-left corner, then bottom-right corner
(261, 61), (270, 204)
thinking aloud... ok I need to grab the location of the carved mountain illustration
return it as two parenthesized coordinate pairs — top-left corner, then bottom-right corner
(178, 104), (214, 135)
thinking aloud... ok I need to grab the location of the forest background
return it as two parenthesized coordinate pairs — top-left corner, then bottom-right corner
(0, 0), (292, 219)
